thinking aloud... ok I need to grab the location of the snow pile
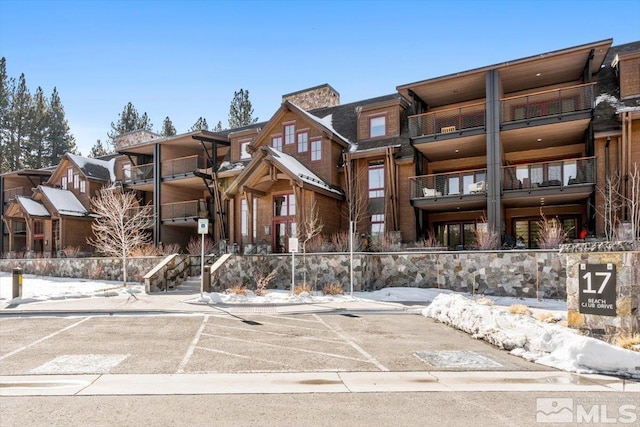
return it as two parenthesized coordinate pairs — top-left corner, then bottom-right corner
(424, 293), (640, 379)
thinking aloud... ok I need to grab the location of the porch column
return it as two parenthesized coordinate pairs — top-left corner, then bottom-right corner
(7, 219), (13, 252)
(25, 218), (33, 251)
(486, 69), (503, 235)
(243, 191), (254, 245)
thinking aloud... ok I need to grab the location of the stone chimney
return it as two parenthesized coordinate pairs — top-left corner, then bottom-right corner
(282, 84), (340, 111)
(115, 130), (160, 150)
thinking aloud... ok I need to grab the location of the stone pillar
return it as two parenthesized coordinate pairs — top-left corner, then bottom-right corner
(564, 242), (639, 344)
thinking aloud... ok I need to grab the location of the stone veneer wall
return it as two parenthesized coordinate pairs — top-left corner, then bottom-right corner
(282, 84), (340, 111)
(213, 250), (566, 299)
(563, 241), (639, 343)
(0, 257), (163, 283)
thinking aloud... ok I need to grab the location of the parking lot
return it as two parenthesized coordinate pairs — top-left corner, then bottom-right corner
(0, 312), (552, 375)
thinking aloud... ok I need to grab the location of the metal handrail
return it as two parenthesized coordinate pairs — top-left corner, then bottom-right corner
(409, 168), (488, 199)
(502, 156), (596, 190)
(501, 83), (594, 123)
(161, 155), (207, 178)
(160, 199), (201, 220)
(409, 103), (485, 138)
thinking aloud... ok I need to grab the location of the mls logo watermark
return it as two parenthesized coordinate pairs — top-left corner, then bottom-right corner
(537, 398), (638, 424)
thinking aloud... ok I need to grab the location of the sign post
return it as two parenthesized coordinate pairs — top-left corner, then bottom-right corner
(289, 237), (298, 296)
(578, 263), (616, 316)
(198, 218), (209, 297)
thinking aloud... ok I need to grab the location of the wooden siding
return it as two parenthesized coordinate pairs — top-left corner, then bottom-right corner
(620, 55), (640, 99)
(357, 104), (401, 140)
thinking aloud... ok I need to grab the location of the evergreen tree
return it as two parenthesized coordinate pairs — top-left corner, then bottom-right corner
(47, 87), (77, 165)
(107, 102), (153, 149)
(189, 117), (208, 132)
(89, 139), (108, 158)
(213, 121), (223, 132)
(228, 89), (258, 129)
(160, 116), (176, 136)
(0, 58), (9, 173)
(26, 87), (49, 169)
(6, 73), (32, 171)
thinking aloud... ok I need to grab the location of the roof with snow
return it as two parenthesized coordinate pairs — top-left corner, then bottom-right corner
(593, 41), (640, 134)
(66, 153), (116, 182)
(37, 185), (89, 217)
(16, 196), (50, 217)
(265, 147), (343, 196)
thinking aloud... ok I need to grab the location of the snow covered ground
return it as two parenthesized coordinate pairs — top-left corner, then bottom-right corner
(1, 271), (637, 379)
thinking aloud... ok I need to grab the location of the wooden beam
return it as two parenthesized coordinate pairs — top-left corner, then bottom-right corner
(241, 186), (266, 197)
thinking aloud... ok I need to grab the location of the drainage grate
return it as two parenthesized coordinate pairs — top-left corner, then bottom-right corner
(415, 351), (503, 368)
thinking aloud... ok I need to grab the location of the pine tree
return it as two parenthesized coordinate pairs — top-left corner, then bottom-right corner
(26, 87), (49, 169)
(107, 102), (153, 149)
(189, 117), (209, 132)
(47, 87), (77, 165)
(6, 73), (32, 171)
(160, 116), (176, 136)
(213, 121), (223, 132)
(89, 139), (108, 158)
(228, 89), (258, 129)
(0, 57), (9, 173)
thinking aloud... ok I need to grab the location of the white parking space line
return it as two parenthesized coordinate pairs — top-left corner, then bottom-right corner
(257, 314), (324, 324)
(176, 314), (209, 374)
(201, 332), (374, 364)
(227, 318), (330, 333)
(313, 314), (389, 372)
(0, 317), (91, 362)
(215, 323), (348, 345)
(195, 346), (290, 369)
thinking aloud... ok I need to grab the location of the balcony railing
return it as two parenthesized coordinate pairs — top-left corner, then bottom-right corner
(502, 157), (595, 191)
(123, 162), (154, 184)
(409, 168), (487, 200)
(3, 187), (25, 202)
(161, 155), (207, 178)
(501, 83), (594, 123)
(408, 103), (485, 138)
(161, 199), (202, 221)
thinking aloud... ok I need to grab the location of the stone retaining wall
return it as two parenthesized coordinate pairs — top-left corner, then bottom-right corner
(0, 257), (163, 283)
(214, 250), (566, 299)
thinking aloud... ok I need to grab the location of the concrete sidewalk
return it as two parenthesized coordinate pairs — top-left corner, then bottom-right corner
(1, 371), (638, 396)
(0, 288), (427, 316)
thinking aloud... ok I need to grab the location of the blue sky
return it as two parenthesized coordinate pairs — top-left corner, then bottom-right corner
(1, 0), (639, 155)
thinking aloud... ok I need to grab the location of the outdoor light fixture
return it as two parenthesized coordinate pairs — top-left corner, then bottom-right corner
(264, 225), (270, 235)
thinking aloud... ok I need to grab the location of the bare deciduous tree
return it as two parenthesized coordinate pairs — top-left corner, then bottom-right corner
(342, 156), (368, 232)
(298, 200), (324, 254)
(593, 162), (640, 241)
(87, 187), (154, 286)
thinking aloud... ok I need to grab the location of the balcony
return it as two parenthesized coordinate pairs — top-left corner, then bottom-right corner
(409, 168), (488, 211)
(161, 155), (208, 178)
(123, 162), (154, 184)
(409, 103), (485, 138)
(503, 157), (595, 190)
(161, 199), (204, 222)
(501, 83), (594, 125)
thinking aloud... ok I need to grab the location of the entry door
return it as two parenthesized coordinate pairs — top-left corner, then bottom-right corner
(272, 220), (296, 253)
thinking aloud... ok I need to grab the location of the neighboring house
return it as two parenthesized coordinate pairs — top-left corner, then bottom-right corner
(2, 39), (639, 257)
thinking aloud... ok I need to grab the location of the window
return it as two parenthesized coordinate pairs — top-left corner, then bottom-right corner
(369, 116), (386, 138)
(241, 199), (249, 240)
(368, 161), (385, 198)
(61, 176), (68, 190)
(297, 132), (308, 153)
(67, 167), (73, 184)
(274, 194), (295, 217)
(73, 174), (79, 189)
(513, 216), (577, 249)
(371, 214), (385, 236)
(272, 136), (283, 151)
(80, 180), (86, 194)
(123, 163), (132, 181)
(311, 139), (322, 161)
(435, 222), (477, 249)
(253, 198), (257, 240)
(284, 124), (295, 145)
(240, 141), (251, 160)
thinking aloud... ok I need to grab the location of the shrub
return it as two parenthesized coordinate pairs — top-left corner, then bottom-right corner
(476, 297), (494, 306)
(62, 246), (80, 257)
(131, 244), (158, 257)
(186, 236), (215, 255)
(508, 304), (532, 316)
(254, 268), (277, 296)
(294, 282), (313, 296)
(158, 243), (181, 255)
(322, 283), (344, 295)
(615, 334), (640, 352)
(536, 312), (561, 323)
(225, 284), (248, 295)
(537, 210), (569, 249)
(473, 220), (500, 250)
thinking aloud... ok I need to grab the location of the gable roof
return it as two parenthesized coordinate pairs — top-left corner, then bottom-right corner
(36, 185), (90, 217)
(16, 196), (50, 217)
(284, 101), (351, 147)
(66, 153), (116, 182)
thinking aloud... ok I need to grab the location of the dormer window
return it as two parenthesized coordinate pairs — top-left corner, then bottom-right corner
(297, 132), (308, 153)
(370, 116), (386, 138)
(284, 123), (295, 145)
(240, 140), (251, 160)
(272, 136), (283, 151)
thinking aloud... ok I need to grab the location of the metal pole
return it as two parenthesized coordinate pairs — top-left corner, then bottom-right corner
(200, 232), (205, 297)
(291, 251), (295, 296)
(350, 220), (354, 297)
